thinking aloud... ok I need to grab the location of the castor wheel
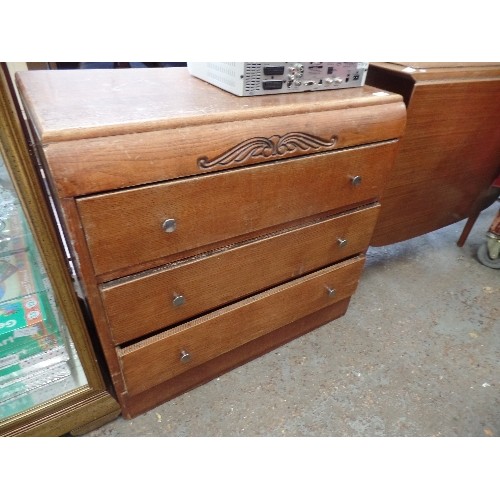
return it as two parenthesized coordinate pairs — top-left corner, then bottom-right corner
(477, 241), (500, 269)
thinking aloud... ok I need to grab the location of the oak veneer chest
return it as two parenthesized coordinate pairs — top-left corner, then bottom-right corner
(16, 68), (406, 418)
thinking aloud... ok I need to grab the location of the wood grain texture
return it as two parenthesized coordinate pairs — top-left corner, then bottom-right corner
(42, 103), (405, 197)
(15, 68), (404, 142)
(371, 62), (500, 83)
(101, 205), (379, 344)
(77, 142), (398, 278)
(367, 62), (500, 246)
(119, 256), (365, 396)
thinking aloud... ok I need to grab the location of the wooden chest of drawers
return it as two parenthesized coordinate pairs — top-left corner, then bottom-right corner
(16, 68), (406, 418)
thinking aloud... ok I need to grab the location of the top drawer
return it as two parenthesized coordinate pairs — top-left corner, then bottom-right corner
(15, 69), (406, 198)
(76, 141), (398, 278)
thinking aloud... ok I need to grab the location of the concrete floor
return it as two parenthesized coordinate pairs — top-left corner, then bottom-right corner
(84, 202), (499, 437)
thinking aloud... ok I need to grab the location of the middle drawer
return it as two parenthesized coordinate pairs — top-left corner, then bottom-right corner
(101, 204), (379, 345)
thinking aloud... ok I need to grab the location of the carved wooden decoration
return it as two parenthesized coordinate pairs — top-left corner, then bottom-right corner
(198, 132), (338, 169)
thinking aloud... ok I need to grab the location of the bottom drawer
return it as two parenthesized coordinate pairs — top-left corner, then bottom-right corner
(119, 255), (365, 396)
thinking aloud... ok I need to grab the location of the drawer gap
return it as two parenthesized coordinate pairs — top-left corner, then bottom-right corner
(97, 201), (378, 284)
(115, 252), (367, 350)
(101, 202), (378, 288)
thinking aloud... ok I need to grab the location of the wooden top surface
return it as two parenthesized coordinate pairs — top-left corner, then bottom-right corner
(392, 62), (500, 69)
(16, 67), (402, 142)
(369, 62), (500, 82)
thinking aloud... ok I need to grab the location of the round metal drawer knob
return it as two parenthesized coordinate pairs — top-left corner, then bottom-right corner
(337, 237), (348, 247)
(326, 286), (336, 298)
(172, 293), (185, 307)
(180, 350), (191, 363)
(162, 218), (177, 233)
(350, 175), (362, 186)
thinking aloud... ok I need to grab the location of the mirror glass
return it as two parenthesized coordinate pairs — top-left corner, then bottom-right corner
(0, 150), (87, 421)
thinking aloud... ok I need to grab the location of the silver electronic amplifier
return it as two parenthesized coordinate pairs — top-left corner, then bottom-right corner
(187, 62), (369, 96)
